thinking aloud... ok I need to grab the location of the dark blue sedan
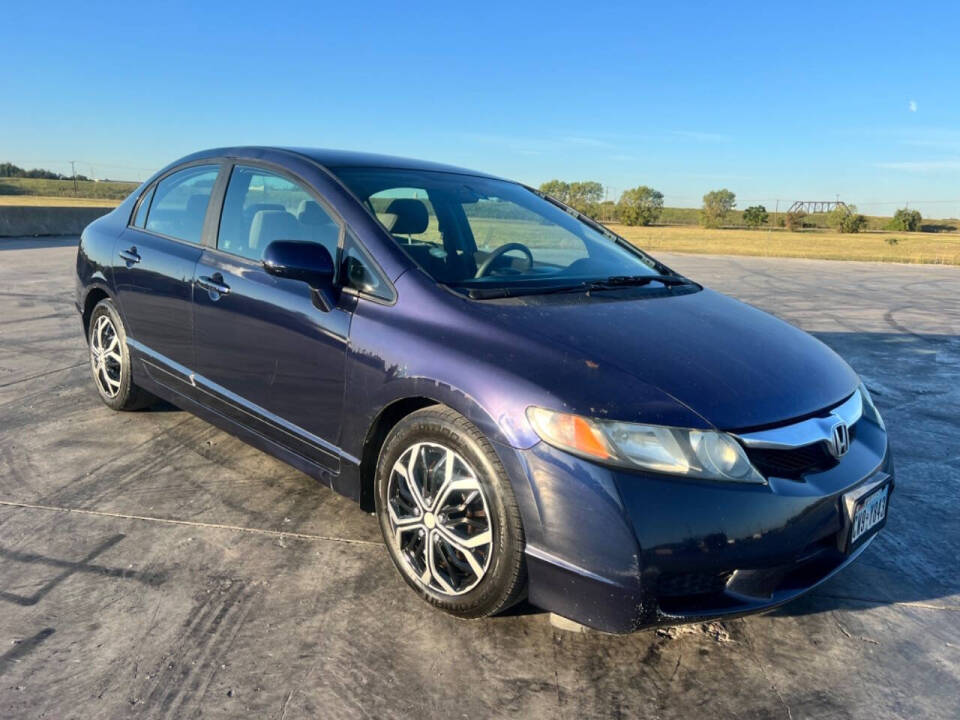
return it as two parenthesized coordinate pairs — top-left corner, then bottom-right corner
(75, 147), (892, 632)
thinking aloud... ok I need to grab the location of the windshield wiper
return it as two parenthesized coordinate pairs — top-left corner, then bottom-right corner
(450, 274), (693, 300)
(584, 274), (691, 290)
(455, 284), (579, 299)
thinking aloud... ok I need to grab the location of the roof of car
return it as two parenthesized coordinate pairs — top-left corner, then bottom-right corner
(290, 147), (498, 177)
(186, 146), (500, 179)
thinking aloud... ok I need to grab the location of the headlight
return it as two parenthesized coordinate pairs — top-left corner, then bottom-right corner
(526, 407), (765, 484)
(859, 382), (886, 430)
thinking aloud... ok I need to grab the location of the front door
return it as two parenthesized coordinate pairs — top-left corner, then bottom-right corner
(113, 163), (221, 376)
(191, 163), (350, 471)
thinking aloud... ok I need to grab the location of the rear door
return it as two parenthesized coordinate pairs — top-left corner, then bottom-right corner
(113, 163), (223, 379)
(191, 163), (350, 470)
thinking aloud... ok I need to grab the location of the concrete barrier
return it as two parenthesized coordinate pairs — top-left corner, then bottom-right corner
(0, 206), (114, 237)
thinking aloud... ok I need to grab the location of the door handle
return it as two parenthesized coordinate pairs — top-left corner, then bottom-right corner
(119, 247), (141, 264)
(197, 275), (231, 297)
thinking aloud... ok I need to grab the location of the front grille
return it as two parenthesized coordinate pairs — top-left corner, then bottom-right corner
(744, 425), (856, 479)
(656, 571), (733, 597)
(746, 442), (837, 478)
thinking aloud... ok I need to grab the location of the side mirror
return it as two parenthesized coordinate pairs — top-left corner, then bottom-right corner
(262, 240), (337, 311)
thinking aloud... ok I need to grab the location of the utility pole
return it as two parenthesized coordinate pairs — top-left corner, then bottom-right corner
(70, 160), (78, 194)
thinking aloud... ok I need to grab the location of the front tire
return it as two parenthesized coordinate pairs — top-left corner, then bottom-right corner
(87, 298), (155, 411)
(375, 405), (527, 618)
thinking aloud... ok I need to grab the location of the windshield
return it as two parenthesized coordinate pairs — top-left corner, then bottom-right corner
(332, 168), (667, 292)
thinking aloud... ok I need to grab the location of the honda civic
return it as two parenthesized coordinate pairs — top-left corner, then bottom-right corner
(75, 147), (892, 632)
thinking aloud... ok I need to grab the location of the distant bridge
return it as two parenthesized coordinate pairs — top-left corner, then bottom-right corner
(786, 200), (849, 214)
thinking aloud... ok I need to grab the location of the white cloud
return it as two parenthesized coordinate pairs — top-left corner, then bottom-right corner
(908, 100), (918, 112)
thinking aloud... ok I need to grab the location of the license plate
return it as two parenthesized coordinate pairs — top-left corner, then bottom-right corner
(849, 484), (889, 545)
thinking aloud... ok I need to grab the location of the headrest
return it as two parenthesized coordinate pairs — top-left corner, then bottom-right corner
(381, 198), (428, 235)
(297, 199), (333, 226)
(246, 202), (284, 217)
(249, 210), (300, 251)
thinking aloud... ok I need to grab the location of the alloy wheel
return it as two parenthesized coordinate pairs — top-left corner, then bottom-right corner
(386, 441), (493, 596)
(90, 314), (123, 399)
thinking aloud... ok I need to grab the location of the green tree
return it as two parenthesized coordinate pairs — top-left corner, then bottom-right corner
(743, 205), (769, 228)
(888, 208), (922, 232)
(0, 162), (25, 177)
(828, 204), (867, 233)
(539, 180), (570, 204)
(567, 181), (603, 208)
(617, 186), (664, 226)
(539, 180), (604, 217)
(700, 188), (736, 227)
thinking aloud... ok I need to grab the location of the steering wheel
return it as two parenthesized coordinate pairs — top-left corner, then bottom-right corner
(474, 242), (534, 278)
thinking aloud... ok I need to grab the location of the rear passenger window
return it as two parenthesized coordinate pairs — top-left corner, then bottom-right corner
(217, 165), (340, 262)
(144, 165), (218, 243)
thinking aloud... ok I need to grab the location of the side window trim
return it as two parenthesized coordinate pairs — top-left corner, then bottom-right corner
(202, 161), (232, 248)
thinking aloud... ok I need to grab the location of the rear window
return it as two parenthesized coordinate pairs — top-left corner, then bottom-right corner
(144, 165), (219, 244)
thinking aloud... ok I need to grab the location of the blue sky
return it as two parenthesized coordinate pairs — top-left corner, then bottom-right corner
(3, 1), (958, 215)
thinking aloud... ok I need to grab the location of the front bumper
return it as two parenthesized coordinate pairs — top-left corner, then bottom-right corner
(505, 416), (892, 633)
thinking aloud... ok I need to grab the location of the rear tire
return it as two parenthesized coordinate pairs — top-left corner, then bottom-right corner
(375, 405), (527, 618)
(87, 298), (155, 411)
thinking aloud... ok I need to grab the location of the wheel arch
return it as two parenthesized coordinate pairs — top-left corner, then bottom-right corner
(358, 396), (440, 511)
(81, 284), (114, 337)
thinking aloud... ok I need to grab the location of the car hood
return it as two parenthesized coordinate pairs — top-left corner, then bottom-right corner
(487, 287), (859, 430)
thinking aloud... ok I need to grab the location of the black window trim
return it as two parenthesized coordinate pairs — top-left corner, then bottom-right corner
(130, 183), (156, 229)
(339, 228), (397, 305)
(125, 159), (228, 249)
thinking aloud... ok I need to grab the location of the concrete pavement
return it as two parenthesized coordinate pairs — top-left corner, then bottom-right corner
(0, 238), (957, 719)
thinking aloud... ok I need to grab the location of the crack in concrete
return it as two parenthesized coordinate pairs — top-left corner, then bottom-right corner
(0, 500), (382, 547)
(0, 361), (85, 388)
(815, 592), (960, 612)
(743, 625), (794, 720)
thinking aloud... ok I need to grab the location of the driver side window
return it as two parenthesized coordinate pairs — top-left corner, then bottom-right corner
(217, 165), (341, 262)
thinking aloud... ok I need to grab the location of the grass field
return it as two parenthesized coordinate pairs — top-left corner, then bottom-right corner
(0, 194), (121, 207)
(413, 216), (960, 266)
(610, 223), (960, 265)
(603, 206), (959, 233)
(2, 179), (959, 265)
(0, 177), (137, 201)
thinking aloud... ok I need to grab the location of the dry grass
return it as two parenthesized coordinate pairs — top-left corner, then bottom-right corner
(0, 177), (137, 200)
(0, 195), (120, 207)
(3, 195), (957, 265)
(609, 223), (960, 265)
